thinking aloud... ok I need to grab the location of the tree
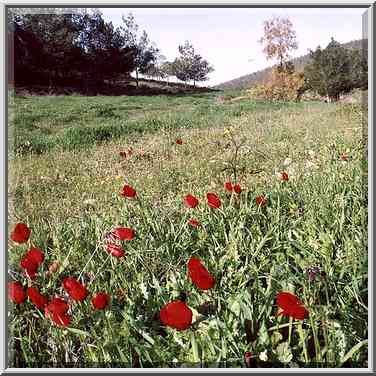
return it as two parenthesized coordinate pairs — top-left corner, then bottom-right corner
(259, 16), (298, 69)
(121, 13), (159, 86)
(172, 41), (214, 87)
(304, 38), (353, 101)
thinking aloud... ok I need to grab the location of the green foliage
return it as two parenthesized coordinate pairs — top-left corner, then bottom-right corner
(8, 94), (367, 368)
(304, 38), (367, 101)
(172, 41), (214, 86)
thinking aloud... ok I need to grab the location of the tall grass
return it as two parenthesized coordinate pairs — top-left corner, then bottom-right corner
(8, 94), (367, 368)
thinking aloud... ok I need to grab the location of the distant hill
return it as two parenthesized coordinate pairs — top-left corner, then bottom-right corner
(215, 39), (366, 91)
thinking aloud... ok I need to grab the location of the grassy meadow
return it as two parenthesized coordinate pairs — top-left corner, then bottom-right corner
(8, 91), (368, 367)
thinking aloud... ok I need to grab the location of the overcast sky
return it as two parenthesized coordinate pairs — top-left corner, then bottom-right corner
(100, 7), (367, 86)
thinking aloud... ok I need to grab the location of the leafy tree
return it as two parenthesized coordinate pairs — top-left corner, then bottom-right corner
(121, 13), (159, 86)
(304, 38), (354, 101)
(259, 16), (298, 69)
(172, 41), (214, 86)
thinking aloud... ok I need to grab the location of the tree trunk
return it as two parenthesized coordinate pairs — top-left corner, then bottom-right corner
(136, 68), (139, 87)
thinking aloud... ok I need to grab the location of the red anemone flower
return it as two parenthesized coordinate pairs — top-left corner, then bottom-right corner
(92, 292), (110, 310)
(188, 218), (200, 227)
(278, 171), (289, 182)
(233, 184), (242, 194)
(340, 154), (348, 161)
(224, 181), (233, 192)
(20, 247), (44, 279)
(45, 297), (71, 327)
(27, 287), (48, 309)
(256, 195), (268, 207)
(244, 351), (255, 368)
(159, 300), (192, 330)
(105, 242), (126, 257)
(8, 281), (26, 304)
(187, 257), (215, 290)
(184, 194), (199, 209)
(10, 223), (31, 244)
(176, 139), (183, 145)
(276, 291), (309, 320)
(121, 184), (137, 199)
(62, 277), (88, 302)
(112, 227), (135, 241)
(207, 192), (221, 209)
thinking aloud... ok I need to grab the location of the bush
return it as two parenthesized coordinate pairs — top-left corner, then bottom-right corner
(247, 68), (305, 102)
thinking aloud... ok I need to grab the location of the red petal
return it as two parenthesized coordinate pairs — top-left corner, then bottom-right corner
(10, 223), (31, 244)
(184, 194), (199, 209)
(256, 195), (267, 207)
(188, 257), (215, 290)
(224, 182), (233, 192)
(62, 277), (88, 302)
(8, 282), (26, 304)
(276, 292), (301, 310)
(25, 247), (44, 265)
(188, 218), (200, 227)
(121, 184), (137, 198)
(207, 193), (221, 209)
(233, 184), (242, 194)
(27, 287), (48, 309)
(45, 297), (69, 316)
(51, 312), (71, 327)
(92, 293), (110, 310)
(105, 243), (125, 257)
(112, 227), (135, 241)
(289, 305), (309, 320)
(159, 300), (192, 330)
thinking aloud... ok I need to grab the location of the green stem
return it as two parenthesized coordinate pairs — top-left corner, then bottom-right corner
(297, 322), (309, 363)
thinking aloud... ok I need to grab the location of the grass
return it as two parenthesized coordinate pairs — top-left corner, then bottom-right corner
(8, 92), (367, 368)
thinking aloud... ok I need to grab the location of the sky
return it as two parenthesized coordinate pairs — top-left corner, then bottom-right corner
(99, 7), (367, 86)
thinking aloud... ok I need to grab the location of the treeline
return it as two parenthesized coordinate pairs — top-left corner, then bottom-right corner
(216, 39), (367, 92)
(8, 9), (214, 92)
(225, 15), (367, 102)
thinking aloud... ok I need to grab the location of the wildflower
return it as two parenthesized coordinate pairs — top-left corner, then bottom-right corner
(244, 351), (255, 368)
(92, 292), (110, 310)
(45, 297), (71, 327)
(176, 139), (183, 145)
(224, 181), (233, 192)
(159, 300), (193, 330)
(276, 292), (309, 320)
(188, 257), (215, 290)
(283, 157), (292, 166)
(256, 195), (268, 207)
(233, 184), (242, 194)
(27, 287), (48, 309)
(277, 171), (289, 182)
(105, 242), (125, 258)
(10, 223), (31, 244)
(62, 277), (88, 302)
(207, 192), (221, 209)
(121, 184), (137, 199)
(184, 194), (199, 209)
(20, 247), (44, 278)
(306, 266), (321, 282)
(8, 281), (26, 304)
(188, 218), (200, 227)
(111, 227), (135, 241)
(340, 154), (348, 162)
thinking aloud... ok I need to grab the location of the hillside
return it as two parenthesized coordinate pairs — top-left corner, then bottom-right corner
(215, 39), (366, 90)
